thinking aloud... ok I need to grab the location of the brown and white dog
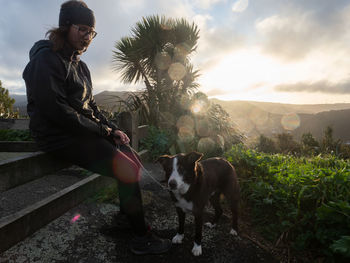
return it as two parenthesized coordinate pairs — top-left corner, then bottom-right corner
(157, 152), (240, 256)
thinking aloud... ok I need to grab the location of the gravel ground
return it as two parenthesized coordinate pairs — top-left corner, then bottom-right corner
(0, 163), (278, 263)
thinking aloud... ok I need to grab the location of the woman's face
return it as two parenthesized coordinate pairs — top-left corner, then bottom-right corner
(67, 24), (95, 53)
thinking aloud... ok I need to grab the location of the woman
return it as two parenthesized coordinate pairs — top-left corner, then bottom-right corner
(22, 0), (171, 255)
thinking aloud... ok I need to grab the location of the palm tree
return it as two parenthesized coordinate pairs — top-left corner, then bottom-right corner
(112, 15), (200, 126)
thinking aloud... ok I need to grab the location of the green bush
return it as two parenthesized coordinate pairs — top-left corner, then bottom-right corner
(0, 129), (32, 141)
(140, 126), (172, 160)
(225, 144), (350, 261)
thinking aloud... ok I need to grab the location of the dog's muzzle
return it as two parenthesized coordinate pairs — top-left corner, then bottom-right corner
(168, 179), (177, 190)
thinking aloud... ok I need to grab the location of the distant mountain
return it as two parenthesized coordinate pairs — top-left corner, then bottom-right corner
(12, 94), (27, 105)
(211, 99), (350, 115)
(212, 99), (350, 142)
(93, 90), (136, 112)
(10, 94), (27, 116)
(9, 91), (134, 116)
(293, 109), (350, 142)
(9, 91), (350, 142)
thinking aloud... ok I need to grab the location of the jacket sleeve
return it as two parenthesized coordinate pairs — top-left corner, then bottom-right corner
(89, 96), (119, 131)
(27, 49), (110, 137)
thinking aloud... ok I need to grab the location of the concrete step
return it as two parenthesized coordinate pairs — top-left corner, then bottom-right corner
(0, 141), (38, 152)
(0, 152), (33, 162)
(0, 166), (114, 253)
(0, 147), (149, 193)
(0, 152), (69, 192)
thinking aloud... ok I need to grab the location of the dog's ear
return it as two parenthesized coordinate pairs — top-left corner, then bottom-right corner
(185, 151), (203, 165)
(156, 155), (172, 168)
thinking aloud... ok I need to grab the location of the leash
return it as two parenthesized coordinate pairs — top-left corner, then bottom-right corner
(115, 140), (169, 191)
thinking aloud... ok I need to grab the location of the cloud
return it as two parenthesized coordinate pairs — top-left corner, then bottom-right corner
(256, 12), (322, 60)
(232, 0), (249, 13)
(193, 0), (226, 10)
(274, 80), (350, 94)
(0, 66), (25, 95)
(192, 14), (245, 72)
(0, 0), (197, 95)
(255, 1), (350, 61)
(205, 88), (230, 97)
(1, 0), (350, 104)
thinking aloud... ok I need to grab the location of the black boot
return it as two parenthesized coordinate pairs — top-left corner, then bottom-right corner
(100, 212), (131, 236)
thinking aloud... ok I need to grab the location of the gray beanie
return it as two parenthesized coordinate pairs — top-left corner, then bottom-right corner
(59, 5), (95, 28)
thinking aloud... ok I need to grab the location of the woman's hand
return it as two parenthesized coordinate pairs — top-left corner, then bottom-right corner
(113, 130), (130, 145)
(106, 127), (112, 136)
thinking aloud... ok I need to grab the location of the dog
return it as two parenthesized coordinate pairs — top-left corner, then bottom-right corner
(157, 152), (240, 256)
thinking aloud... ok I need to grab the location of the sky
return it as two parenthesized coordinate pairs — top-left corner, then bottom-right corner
(1, 0), (350, 104)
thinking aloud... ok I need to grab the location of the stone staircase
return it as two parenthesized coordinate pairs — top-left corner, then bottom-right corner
(0, 112), (149, 254)
(0, 148), (114, 253)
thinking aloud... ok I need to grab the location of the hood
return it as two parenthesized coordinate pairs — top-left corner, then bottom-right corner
(29, 40), (52, 60)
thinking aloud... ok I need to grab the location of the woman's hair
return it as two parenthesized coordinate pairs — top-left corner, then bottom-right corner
(46, 0), (88, 51)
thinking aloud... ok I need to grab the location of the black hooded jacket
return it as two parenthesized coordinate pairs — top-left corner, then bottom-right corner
(23, 40), (118, 151)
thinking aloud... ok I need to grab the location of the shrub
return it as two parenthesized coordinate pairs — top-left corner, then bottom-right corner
(0, 129), (32, 141)
(140, 126), (172, 160)
(225, 144), (350, 261)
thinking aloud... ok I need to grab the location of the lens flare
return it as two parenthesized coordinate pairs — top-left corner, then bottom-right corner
(195, 119), (211, 137)
(174, 43), (190, 59)
(178, 126), (195, 141)
(70, 214), (81, 223)
(168, 62), (186, 81)
(155, 52), (171, 70)
(176, 115), (194, 130)
(180, 95), (191, 110)
(216, 134), (225, 149)
(177, 115), (195, 142)
(281, 113), (300, 130)
(197, 137), (216, 153)
(190, 100), (208, 114)
(191, 103), (202, 114)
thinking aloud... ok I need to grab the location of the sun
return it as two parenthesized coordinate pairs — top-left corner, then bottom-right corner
(197, 47), (350, 104)
(198, 49), (284, 99)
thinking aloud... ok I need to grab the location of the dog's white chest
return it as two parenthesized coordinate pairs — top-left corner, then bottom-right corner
(175, 196), (193, 212)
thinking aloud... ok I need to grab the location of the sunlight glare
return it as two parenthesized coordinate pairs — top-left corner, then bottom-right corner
(198, 48), (350, 103)
(191, 99), (207, 114)
(191, 103), (201, 113)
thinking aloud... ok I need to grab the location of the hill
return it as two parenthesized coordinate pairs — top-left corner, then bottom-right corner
(293, 109), (350, 142)
(212, 99), (350, 141)
(211, 98), (350, 115)
(9, 91), (350, 142)
(93, 90), (135, 112)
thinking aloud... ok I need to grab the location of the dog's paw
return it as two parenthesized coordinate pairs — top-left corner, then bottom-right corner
(192, 242), (202, 256)
(230, 228), (238, 236)
(172, 233), (184, 244)
(204, 222), (216, 229)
